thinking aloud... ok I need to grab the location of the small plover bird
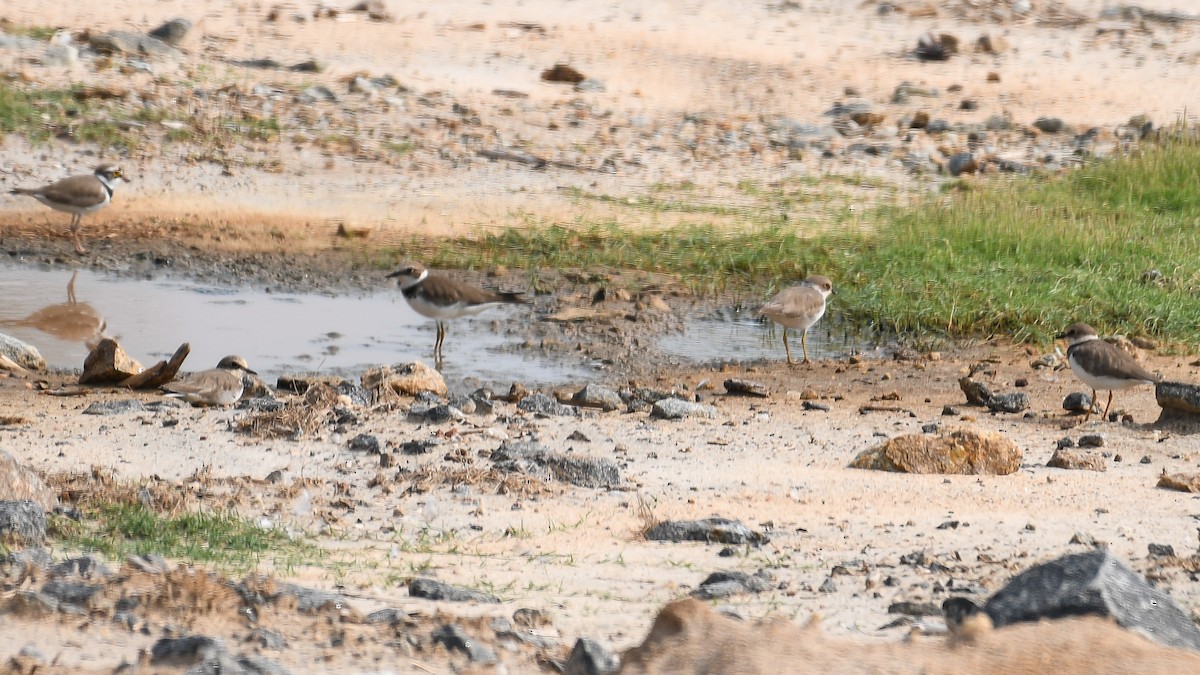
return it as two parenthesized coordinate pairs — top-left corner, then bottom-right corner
(1058, 322), (1159, 421)
(9, 164), (125, 254)
(758, 275), (834, 365)
(163, 355), (256, 406)
(386, 261), (528, 362)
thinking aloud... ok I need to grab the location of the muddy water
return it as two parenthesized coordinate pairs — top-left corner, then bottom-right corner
(0, 264), (593, 387)
(659, 306), (883, 365)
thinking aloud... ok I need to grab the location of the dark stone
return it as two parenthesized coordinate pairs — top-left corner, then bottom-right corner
(347, 434), (380, 453)
(818, 577), (838, 593)
(83, 399), (146, 415)
(408, 578), (499, 604)
(803, 400), (830, 412)
(1063, 391), (1094, 413)
(247, 627), (287, 650)
(0, 500), (47, 548)
(365, 608), (407, 625)
(723, 379), (769, 398)
(925, 119), (951, 133)
(1156, 381), (1200, 416)
(50, 555), (110, 579)
(517, 393), (580, 417)
(921, 422), (940, 433)
(278, 583), (348, 613)
(150, 636), (225, 665)
(959, 376), (993, 406)
(542, 63), (586, 84)
(1056, 437), (1076, 449)
(490, 441), (620, 488)
(571, 384), (623, 411)
(1034, 117), (1066, 133)
(691, 570), (774, 600)
(645, 518), (769, 546)
(40, 580), (101, 606)
(399, 439), (438, 455)
(564, 637), (620, 675)
(987, 392), (1029, 413)
(1148, 544), (1176, 558)
(89, 31), (176, 58)
(431, 624), (496, 664)
(650, 397), (716, 420)
(947, 152), (977, 176)
(942, 405), (960, 416)
(915, 32), (958, 61)
(1078, 434), (1105, 448)
(148, 18), (192, 46)
(888, 601), (943, 617)
(984, 550), (1200, 651)
(408, 402), (465, 424)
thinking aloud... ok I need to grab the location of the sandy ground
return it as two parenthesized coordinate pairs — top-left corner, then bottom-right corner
(2, 0), (1200, 672)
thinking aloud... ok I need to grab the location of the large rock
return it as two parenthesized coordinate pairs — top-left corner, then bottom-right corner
(361, 362), (447, 398)
(1157, 381), (1200, 416)
(0, 450), (58, 510)
(147, 18), (192, 46)
(564, 637), (620, 675)
(1047, 448), (1106, 472)
(0, 500), (47, 549)
(409, 578), (499, 604)
(490, 441), (620, 488)
(983, 549), (1200, 652)
(88, 30), (176, 57)
(79, 338), (143, 385)
(650, 398), (716, 420)
(0, 332), (46, 371)
(644, 518), (768, 546)
(848, 428), (1021, 475)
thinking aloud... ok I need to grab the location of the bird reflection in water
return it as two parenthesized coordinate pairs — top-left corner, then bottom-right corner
(11, 270), (110, 349)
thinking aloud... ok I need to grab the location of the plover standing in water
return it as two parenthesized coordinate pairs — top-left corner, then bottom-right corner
(758, 275), (834, 365)
(386, 262), (528, 363)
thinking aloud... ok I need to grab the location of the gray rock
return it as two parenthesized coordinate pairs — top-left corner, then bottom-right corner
(1148, 543), (1176, 558)
(1078, 434), (1105, 448)
(408, 578), (499, 604)
(408, 402), (466, 424)
(40, 580), (101, 607)
(83, 399), (146, 415)
(575, 78), (607, 93)
(50, 555), (111, 579)
(889, 601), (943, 616)
(0, 33), (43, 50)
(364, 608), (408, 624)
(299, 85), (336, 103)
(818, 577), (838, 593)
(987, 392), (1029, 413)
(347, 434), (380, 453)
(645, 518), (769, 546)
(650, 397), (716, 420)
(1033, 117), (1066, 133)
(89, 30), (176, 57)
(150, 635), (227, 666)
(692, 570), (774, 600)
(925, 119), (951, 133)
(276, 583), (350, 613)
(564, 637), (620, 675)
(291, 60), (324, 73)
(517, 393), (580, 417)
(41, 43), (78, 67)
(983, 549), (1200, 651)
(0, 500), (47, 549)
(985, 115), (1013, 131)
(958, 376), (993, 406)
(0, 449), (57, 509)
(1156, 381), (1200, 416)
(0, 332), (46, 371)
(490, 441), (620, 487)
(1063, 391), (1093, 413)
(947, 152), (977, 176)
(571, 384), (623, 411)
(723, 379), (769, 398)
(148, 18), (192, 46)
(2, 547), (52, 573)
(431, 624), (496, 664)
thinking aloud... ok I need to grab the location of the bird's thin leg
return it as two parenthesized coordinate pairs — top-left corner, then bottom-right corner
(801, 330), (811, 364)
(70, 214), (86, 254)
(1102, 390), (1114, 420)
(1083, 388), (1097, 422)
(434, 322), (445, 358)
(782, 328), (795, 365)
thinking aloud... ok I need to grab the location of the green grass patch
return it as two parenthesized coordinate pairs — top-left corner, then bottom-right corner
(50, 502), (320, 573)
(3, 24), (59, 41)
(387, 134), (1200, 346)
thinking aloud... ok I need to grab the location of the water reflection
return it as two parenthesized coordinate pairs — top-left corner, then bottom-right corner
(4, 271), (109, 349)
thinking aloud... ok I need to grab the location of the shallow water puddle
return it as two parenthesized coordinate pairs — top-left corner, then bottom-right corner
(659, 306), (884, 365)
(0, 264), (592, 387)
